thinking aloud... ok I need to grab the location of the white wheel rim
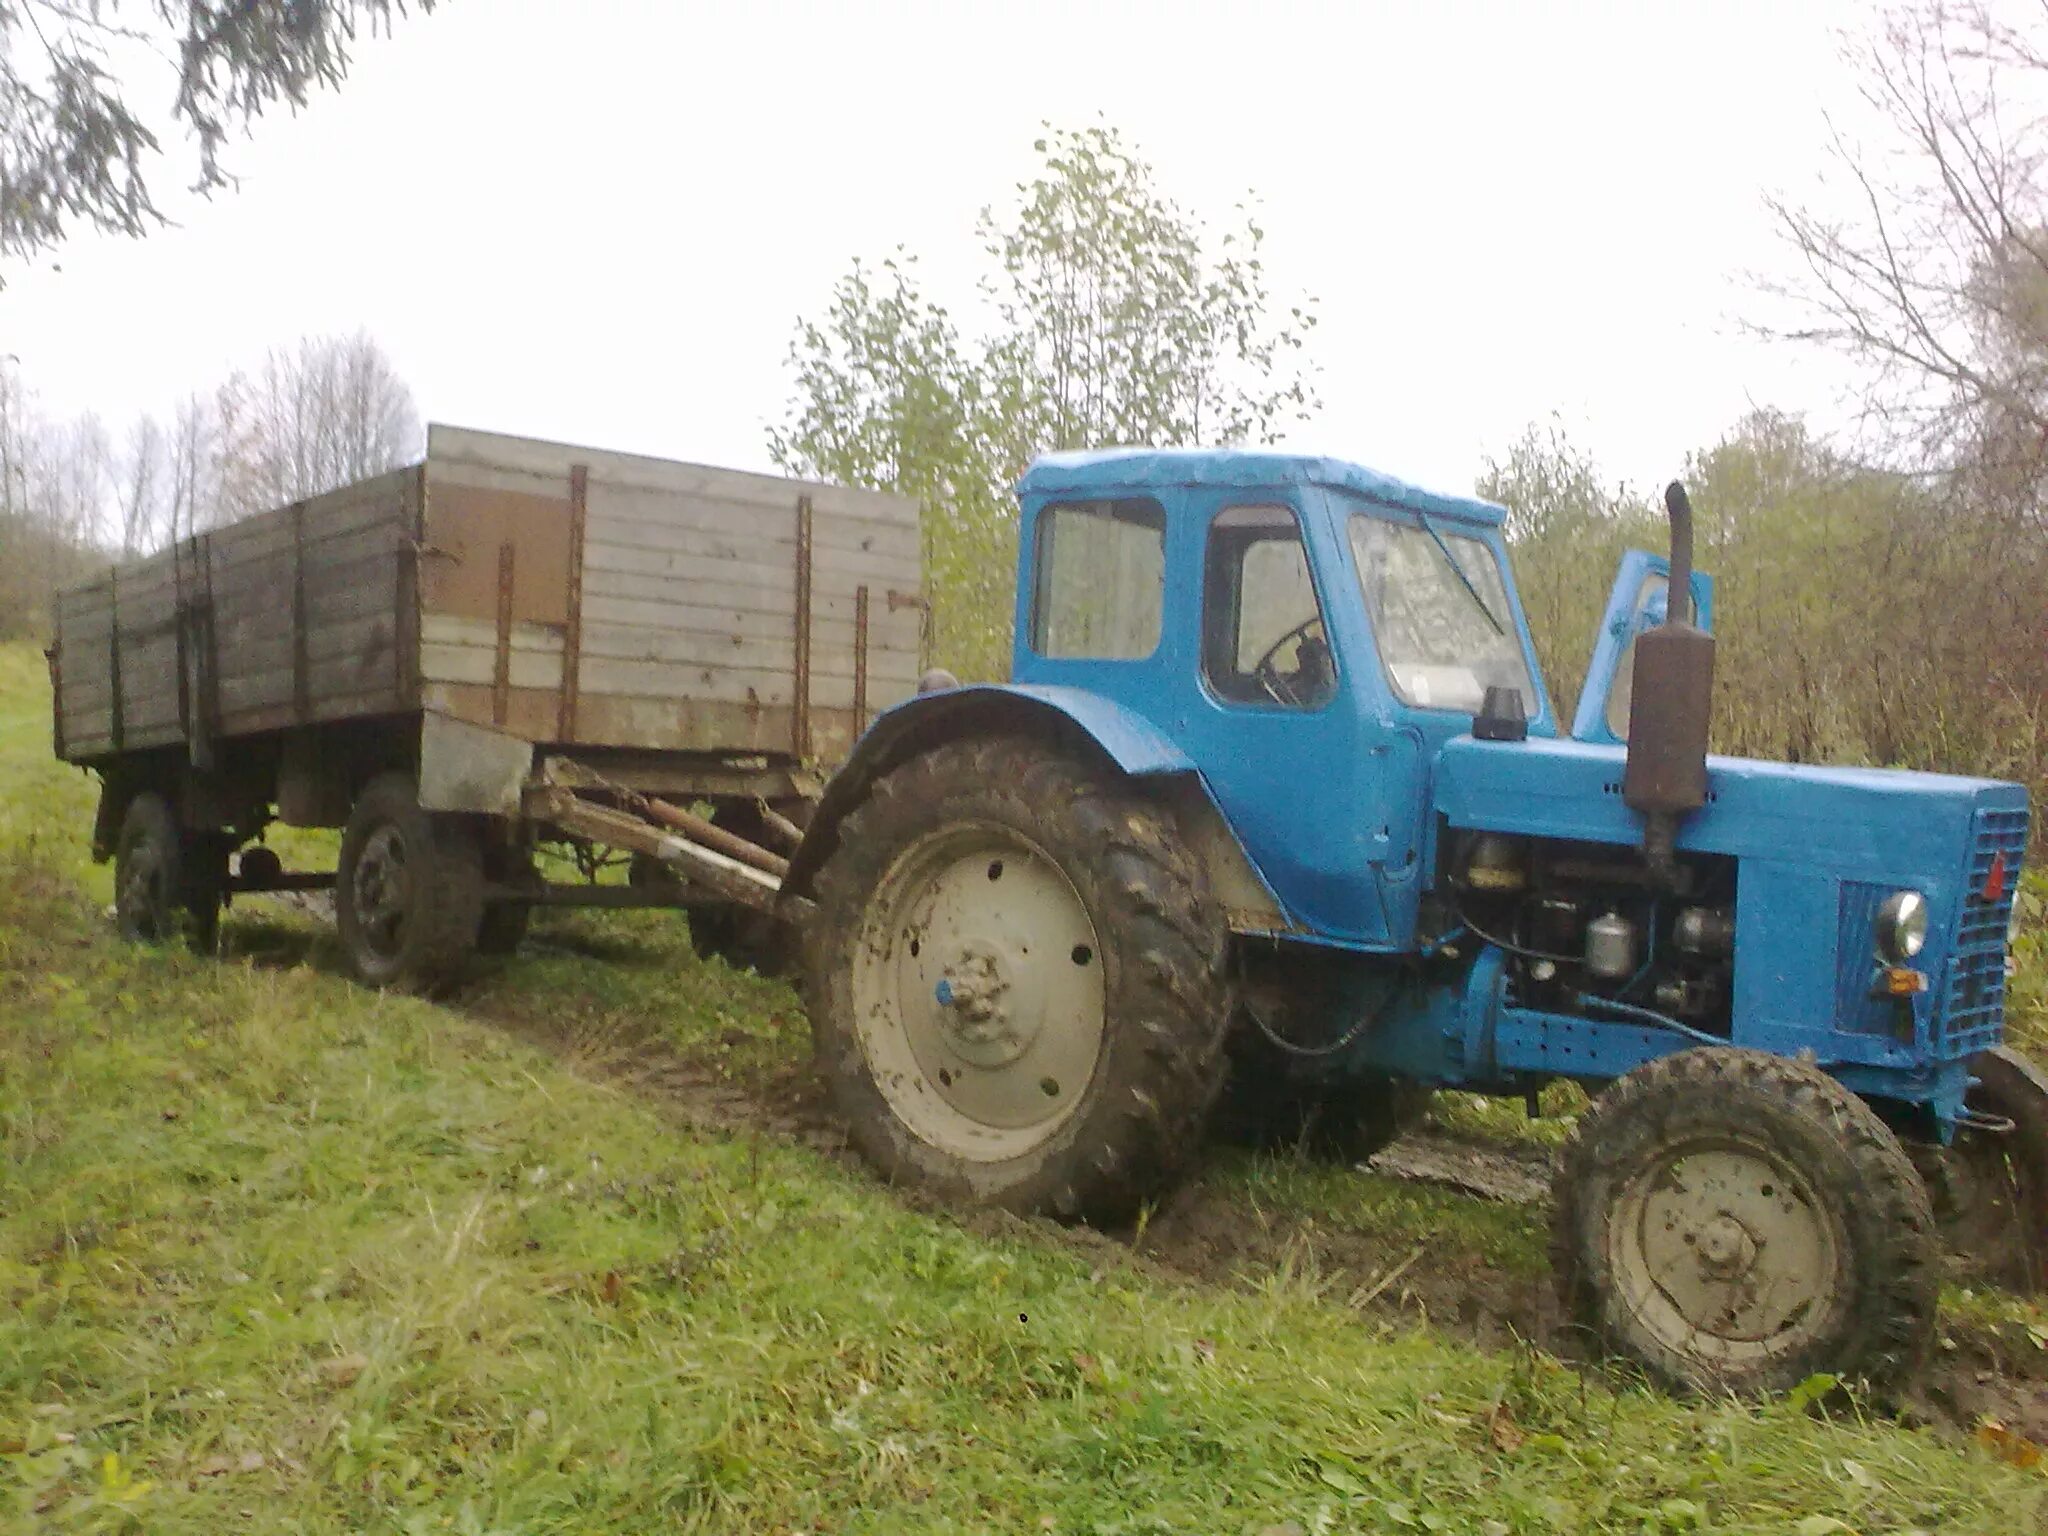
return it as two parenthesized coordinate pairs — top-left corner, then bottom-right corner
(851, 822), (1106, 1162)
(1610, 1138), (1844, 1369)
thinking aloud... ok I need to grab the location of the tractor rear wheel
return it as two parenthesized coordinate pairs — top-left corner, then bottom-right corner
(335, 772), (485, 992)
(1926, 1046), (2048, 1293)
(1552, 1047), (1937, 1396)
(805, 737), (1230, 1224)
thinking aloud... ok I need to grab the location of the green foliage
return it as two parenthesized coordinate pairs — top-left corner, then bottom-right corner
(1487, 409), (2048, 812)
(0, 640), (2041, 1531)
(771, 124), (1320, 681)
(0, 1), (438, 270)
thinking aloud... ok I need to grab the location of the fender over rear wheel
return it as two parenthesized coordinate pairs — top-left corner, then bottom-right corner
(1552, 1047), (1937, 1396)
(335, 772), (485, 992)
(805, 737), (1230, 1224)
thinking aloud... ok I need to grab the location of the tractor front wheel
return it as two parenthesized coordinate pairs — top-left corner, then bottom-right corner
(1552, 1047), (1937, 1395)
(805, 737), (1230, 1224)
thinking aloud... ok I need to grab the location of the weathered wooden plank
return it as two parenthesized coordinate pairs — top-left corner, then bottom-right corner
(580, 560), (920, 625)
(421, 613), (565, 654)
(428, 424), (916, 528)
(579, 609), (916, 658)
(582, 525), (917, 588)
(585, 481), (920, 558)
(579, 581), (916, 635)
(572, 622), (920, 684)
(418, 642), (565, 691)
(577, 654), (876, 709)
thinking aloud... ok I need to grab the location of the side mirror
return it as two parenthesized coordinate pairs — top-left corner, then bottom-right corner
(1570, 551), (1714, 746)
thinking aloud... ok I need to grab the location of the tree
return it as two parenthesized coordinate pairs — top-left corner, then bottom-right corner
(771, 124), (1321, 680)
(1761, 1), (2048, 483)
(1, 1), (436, 272)
(216, 329), (422, 518)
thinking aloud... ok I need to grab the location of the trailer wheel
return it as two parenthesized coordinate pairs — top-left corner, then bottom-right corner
(113, 791), (220, 953)
(1552, 1047), (1937, 1395)
(1925, 1047), (2048, 1293)
(806, 737), (1229, 1224)
(335, 772), (485, 991)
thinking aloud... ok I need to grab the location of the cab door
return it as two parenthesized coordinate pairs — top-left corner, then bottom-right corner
(1170, 495), (1398, 944)
(1572, 552), (1716, 744)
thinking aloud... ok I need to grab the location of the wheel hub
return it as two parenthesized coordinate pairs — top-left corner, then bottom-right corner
(934, 945), (1030, 1066)
(851, 823), (1107, 1160)
(1693, 1213), (1759, 1279)
(1617, 1142), (1841, 1358)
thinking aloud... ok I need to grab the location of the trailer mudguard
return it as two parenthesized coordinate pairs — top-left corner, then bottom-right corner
(784, 684), (1296, 931)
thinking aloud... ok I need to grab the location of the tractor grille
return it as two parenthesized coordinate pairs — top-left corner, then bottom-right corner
(1939, 806), (2028, 1058)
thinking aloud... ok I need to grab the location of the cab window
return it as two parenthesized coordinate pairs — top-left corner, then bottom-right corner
(1202, 504), (1333, 708)
(1032, 499), (1167, 659)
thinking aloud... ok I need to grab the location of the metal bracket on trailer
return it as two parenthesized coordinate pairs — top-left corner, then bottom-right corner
(532, 756), (813, 922)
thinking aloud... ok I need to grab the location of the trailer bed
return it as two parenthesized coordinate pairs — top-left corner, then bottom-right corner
(51, 425), (924, 771)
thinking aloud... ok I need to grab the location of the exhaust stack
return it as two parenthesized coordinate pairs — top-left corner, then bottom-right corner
(1621, 481), (1715, 886)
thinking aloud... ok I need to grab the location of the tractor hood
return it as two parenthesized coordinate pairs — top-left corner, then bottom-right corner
(1434, 734), (2026, 881)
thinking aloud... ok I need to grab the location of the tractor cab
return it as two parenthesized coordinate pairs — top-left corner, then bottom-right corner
(1010, 449), (1564, 945)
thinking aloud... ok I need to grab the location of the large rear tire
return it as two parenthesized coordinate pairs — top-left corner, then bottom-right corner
(805, 737), (1230, 1224)
(1552, 1047), (1937, 1396)
(335, 772), (485, 992)
(1925, 1046), (2048, 1293)
(113, 791), (221, 953)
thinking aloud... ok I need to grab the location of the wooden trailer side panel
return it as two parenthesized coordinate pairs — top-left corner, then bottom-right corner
(52, 470), (420, 761)
(419, 426), (922, 762)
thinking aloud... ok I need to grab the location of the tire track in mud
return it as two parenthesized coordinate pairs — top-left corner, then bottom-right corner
(226, 902), (2048, 1449)
(460, 965), (2048, 1449)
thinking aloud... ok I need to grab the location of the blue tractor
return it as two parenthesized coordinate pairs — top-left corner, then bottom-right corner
(787, 449), (2045, 1395)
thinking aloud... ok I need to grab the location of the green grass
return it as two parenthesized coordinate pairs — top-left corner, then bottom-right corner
(2, 641), (2045, 1533)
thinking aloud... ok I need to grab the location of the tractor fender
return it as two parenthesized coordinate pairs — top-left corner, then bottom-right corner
(785, 685), (1293, 932)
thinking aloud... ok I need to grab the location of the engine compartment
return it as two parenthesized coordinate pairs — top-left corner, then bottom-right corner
(1439, 829), (1739, 1033)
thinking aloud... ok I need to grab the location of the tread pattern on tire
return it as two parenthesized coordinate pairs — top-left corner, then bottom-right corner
(1550, 1046), (1938, 1396)
(336, 772), (485, 991)
(805, 735), (1231, 1224)
(114, 791), (221, 953)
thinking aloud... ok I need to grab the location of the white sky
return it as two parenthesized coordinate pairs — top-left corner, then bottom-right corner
(0, 0), (1876, 498)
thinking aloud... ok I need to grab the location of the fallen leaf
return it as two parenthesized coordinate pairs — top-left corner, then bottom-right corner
(1488, 1406), (1526, 1454)
(317, 1353), (368, 1388)
(0, 1437), (24, 1456)
(601, 1270), (624, 1304)
(1192, 1338), (1215, 1362)
(1976, 1419), (2044, 1471)
(196, 1456), (233, 1478)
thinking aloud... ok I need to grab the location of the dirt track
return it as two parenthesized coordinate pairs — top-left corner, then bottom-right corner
(237, 900), (2048, 1449)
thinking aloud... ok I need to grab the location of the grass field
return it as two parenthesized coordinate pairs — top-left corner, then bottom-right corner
(3, 640), (2045, 1534)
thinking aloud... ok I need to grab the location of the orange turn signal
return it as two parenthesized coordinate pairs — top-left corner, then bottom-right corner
(1877, 966), (1929, 996)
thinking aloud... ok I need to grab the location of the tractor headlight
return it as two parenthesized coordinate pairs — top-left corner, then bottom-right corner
(1876, 890), (1929, 961)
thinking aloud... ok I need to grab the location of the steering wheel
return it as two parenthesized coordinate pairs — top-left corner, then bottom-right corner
(1250, 616), (1327, 706)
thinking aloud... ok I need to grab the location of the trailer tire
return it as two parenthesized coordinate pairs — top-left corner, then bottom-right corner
(113, 791), (220, 953)
(1925, 1046), (2048, 1293)
(805, 736), (1230, 1224)
(1552, 1047), (1937, 1396)
(335, 772), (485, 991)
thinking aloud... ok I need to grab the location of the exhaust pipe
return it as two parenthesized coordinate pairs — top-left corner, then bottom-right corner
(1621, 481), (1715, 886)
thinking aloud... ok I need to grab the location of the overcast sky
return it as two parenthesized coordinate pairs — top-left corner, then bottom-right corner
(1, 0), (1875, 498)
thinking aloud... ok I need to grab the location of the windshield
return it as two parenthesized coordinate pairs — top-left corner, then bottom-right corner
(1347, 511), (1536, 713)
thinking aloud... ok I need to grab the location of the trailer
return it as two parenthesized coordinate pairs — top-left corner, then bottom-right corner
(48, 425), (924, 987)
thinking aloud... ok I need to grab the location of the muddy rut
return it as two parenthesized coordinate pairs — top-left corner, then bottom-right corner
(239, 903), (2048, 1450)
